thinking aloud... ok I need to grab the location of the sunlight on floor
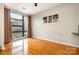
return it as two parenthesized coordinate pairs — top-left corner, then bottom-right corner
(12, 39), (28, 55)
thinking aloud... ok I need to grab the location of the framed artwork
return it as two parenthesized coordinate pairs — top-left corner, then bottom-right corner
(43, 14), (58, 23)
(53, 14), (58, 22)
(43, 17), (47, 23)
(48, 16), (52, 23)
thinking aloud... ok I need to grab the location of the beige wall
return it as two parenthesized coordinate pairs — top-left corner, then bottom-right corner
(0, 4), (5, 49)
(32, 4), (79, 47)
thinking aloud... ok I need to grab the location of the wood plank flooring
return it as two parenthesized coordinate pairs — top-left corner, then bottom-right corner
(0, 38), (79, 55)
(0, 43), (12, 55)
(28, 38), (79, 55)
(0, 39), (28, 55)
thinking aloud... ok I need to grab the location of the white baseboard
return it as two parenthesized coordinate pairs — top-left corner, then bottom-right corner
(33, 37), (79, 48)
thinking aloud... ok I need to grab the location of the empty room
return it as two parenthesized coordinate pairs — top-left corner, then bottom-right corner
(0, 3), (79, 55)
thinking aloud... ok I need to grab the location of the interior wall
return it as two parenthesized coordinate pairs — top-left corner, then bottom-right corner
(32, 4), (79, 47)
(0, 4), (5, 49)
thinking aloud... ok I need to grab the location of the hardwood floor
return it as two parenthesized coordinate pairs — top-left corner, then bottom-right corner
(0, 39), (28, 55)
(28, 38), (79, 55)
(0, 43), (12, 55)
(0, 38), (79, 55)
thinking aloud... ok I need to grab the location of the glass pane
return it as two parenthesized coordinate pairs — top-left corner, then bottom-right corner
(11, 20), (22, 25)
(11, 13), (22, 20)
(11, 12), (27, 39)
(12, 33), (23, 38)
(12, 27), (22, 32)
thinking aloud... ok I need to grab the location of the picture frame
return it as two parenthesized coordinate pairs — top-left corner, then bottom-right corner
(53, 14), (58, 22)
(48, 16), (52, 23)
(43, 14), (58, 23)
(43, 17), (47, 23)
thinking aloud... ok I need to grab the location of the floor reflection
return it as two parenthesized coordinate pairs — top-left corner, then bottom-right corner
(0, 39), (28, 55)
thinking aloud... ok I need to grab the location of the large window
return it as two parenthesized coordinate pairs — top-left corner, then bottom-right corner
(11, 13), (27, 38)
(11, 13), (22, 20)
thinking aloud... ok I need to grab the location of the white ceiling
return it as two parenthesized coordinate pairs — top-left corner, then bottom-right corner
(4, 3), (61, 15)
